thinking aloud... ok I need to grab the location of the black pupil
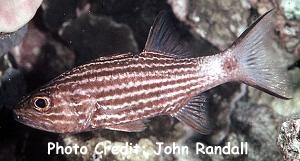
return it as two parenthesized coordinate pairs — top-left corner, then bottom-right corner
(35, 98), (47, 108)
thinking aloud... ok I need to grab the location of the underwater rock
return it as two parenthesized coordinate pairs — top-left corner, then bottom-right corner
(0, 68), (26, 109)
(63, 135), (159, 161)
(59, 14), (139, 65)
(9, 24), (75, 89)
(10, 25), (46, 71)
(206, 83), (242, 145)
(42, 0), (78, 32)
(168, 0), (250, 49)
(24, 38), (76, 84)
(0, 54), (26, 109)
(0, 25), (28, 58)
(167, 0), (189, 22)
(276, 14), (300, 55)
(267, 85), (300, 116)
(277, 116), (300, 161)
(0, 0), (42, 32)
(280, 0), (300, 20)
(168, 0), (300, 56)
(231, 104), (283, 161)
(251, 0), (275, 15)
(87, 0), (170, 50)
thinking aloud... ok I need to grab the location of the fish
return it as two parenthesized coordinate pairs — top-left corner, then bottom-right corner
(14, 9), (291, 134)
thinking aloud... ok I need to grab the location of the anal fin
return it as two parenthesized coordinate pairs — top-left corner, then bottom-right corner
(174, 94), (211, 134)
(105, 120), (148, 132)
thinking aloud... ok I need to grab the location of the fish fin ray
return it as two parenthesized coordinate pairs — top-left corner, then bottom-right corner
(143, 11), (192, 58)
(174, 94), (211, 134)
(232, 9), (292, 99)
(105, 120), (148, 132)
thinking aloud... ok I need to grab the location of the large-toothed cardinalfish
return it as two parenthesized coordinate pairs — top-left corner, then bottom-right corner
(14, 9), (291, 134)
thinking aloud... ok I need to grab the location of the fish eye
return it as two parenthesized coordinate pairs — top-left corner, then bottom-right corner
(33, 97), (50, 111)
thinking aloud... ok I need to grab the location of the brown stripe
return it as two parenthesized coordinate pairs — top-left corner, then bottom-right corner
(49, 55), (198, 86)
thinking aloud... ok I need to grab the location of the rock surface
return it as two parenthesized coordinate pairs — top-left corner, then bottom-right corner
(0, 0), (42, 32)
(277, 116), (300, 161)
(60, 13), (138, 65)
(168, 0), (250, 49)
(0, 25), (28, 57)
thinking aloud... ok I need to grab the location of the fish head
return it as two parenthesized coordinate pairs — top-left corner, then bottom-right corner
(14, 87), (81, 133)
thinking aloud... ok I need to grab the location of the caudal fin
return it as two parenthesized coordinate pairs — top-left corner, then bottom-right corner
(232, 9), (291, 99)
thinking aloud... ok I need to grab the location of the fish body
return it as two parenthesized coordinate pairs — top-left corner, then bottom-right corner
(14, 10), (291, 134)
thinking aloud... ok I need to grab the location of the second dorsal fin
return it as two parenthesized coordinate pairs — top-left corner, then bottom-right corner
(143, 11), (193, 58)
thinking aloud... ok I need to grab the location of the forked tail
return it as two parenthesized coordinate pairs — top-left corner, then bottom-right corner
(231, 9), (291, 99)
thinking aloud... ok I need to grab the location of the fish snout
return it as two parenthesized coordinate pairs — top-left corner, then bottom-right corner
(13, 109), (29, 128)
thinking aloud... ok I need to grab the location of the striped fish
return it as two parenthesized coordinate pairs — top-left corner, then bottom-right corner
(14, 10), (291, 134)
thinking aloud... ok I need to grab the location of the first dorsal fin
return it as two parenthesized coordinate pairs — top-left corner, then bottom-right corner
(143, 11), (193, 58)
(173, 94), (211, 134)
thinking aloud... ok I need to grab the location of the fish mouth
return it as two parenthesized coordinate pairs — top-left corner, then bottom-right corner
(13, 109), (55, 133)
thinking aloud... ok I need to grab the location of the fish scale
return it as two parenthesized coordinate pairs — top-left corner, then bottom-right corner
(14, 10), (291, 134)
(75, 54), (205, 126)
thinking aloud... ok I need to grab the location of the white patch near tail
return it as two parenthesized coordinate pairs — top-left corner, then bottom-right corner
(232, 9), (291, 99)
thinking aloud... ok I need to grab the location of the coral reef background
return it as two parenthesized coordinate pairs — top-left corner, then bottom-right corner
(0, 0), (299, 161)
